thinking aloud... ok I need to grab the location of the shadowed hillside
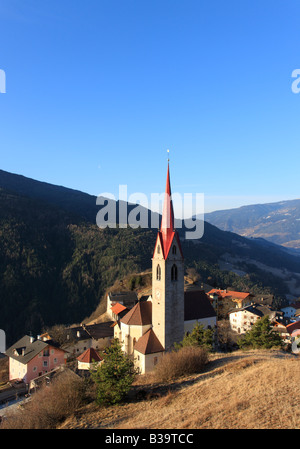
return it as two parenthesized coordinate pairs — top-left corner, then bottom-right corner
(1, 170), (300, 345)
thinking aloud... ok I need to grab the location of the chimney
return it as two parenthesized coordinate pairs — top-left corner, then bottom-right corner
(29, 335), (34, 344)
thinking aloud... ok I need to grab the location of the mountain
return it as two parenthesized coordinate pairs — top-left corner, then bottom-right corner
(205, 199), (300, 251)
(1, 169), (300, 345)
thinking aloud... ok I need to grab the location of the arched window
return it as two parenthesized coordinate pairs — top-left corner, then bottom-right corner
(156, 264), (161, 281)
(157, 245), (160, 254)
(172, 245), (177, 255)
(171, 264), (178, 281)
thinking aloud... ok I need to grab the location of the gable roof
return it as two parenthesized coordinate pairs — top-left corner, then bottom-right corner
(120, 301), (152, 326)
(134, 329), (165, 354)
(111, 303), (127, 315)
(6, 335), (64, 365)
(76, 348), (102, 363)
(228, 304), (277, 319)
(83, 322), (114, 339)
(108, 291), (138, 306)
(184, 290), (217, 321)
(208, 289), (252, 300)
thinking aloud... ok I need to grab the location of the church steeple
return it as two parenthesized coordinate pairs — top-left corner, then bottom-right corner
(155, 162), (183, 260)
(151, 159), (185, 351)
(160, 162), (175, 251)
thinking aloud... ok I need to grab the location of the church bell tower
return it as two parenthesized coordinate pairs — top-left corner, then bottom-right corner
(151, 162), (185, 351)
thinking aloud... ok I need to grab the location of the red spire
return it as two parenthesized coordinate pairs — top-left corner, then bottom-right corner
(153, 161), (184, 260)
(160, 162), (175, 241)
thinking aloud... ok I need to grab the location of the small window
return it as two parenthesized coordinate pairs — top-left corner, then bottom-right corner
(156, 264), (161, 281)
(157, 245), (160, 254)
(171, 264), (178, 281)
(43, 361), (48, 367)
(154, 356), (158, 366)
(172, 245), (176, 255)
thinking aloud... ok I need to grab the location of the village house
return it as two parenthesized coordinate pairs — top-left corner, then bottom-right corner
(57, 322), (114, 357)
(76, 347), (103, 371)
(106, 291), (138, 318)
(6, 335), (67, 384)
(228, 304), (280, 334)
(208, 289), (254, 309)
(281, 301), (300, 320)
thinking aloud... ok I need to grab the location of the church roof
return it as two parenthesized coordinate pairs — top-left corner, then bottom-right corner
(76, 347), (103, 363)
(120, 301), (152, 326)
(134, 329), (165, 355)
(184, 290), (217, 321)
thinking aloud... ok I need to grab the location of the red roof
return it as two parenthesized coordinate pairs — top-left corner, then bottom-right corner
(208, 289), (251, 300)
(120, 301), (152, 326)
(286, 321), (300, 334)
(153, 163), (183, 260)
(134, 329), (165, 355)
(76, 348), (102, 363)
(111, 302), (127, 315)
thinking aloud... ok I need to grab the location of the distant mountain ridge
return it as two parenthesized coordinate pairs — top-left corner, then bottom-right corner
(205, 199), (300, 250)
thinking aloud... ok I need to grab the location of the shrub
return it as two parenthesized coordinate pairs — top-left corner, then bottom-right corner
(153, 346), (209, 383)
(0, 370), (86, 429)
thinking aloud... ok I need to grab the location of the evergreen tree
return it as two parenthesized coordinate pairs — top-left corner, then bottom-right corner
(91, 338), (136, 406)
(238, 315), (282, 350)
(175, 323), (215, 352)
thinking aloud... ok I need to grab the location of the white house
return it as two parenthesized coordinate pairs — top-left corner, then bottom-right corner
(229, 304), (278, 334)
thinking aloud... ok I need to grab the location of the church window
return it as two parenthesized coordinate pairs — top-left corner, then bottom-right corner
(171, 264), (178, 281)
(156, 264), (161, 281)
(157, 245), (160, 254)
(172, 245), (176, 255)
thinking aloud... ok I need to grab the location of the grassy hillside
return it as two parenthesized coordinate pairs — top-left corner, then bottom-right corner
(57, 349), (300, 429)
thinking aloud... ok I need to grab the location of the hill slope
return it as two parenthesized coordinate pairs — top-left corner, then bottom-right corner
(205, 199), (300, 250)
(58, 350), (300, 429)
(1, 169), (300, 345)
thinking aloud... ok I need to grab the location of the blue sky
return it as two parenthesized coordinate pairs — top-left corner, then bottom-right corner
(0, 0), (300, 214)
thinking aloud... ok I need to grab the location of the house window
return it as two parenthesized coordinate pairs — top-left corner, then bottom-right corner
(172, 245), (176, 255)
(43, 361), (48, 367)
(33, 366), (37, 372)
(171, 264), (177, 281)
(54, 358), (57, 364)
(156, 264), (161, 281)
(154, 357), (158, 366)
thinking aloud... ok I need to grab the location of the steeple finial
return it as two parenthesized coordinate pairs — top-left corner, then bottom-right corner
(167, 149), (170, 162)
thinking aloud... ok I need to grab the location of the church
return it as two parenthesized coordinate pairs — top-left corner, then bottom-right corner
(113, 163), (216, 374)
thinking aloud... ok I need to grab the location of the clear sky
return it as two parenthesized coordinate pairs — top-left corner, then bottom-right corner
(0, 0), (300, 215)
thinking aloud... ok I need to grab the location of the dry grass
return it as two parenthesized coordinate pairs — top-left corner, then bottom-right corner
(1, 370), (87, 429)
(152, 346), (209, 383)
(58, 350), (300, 430)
